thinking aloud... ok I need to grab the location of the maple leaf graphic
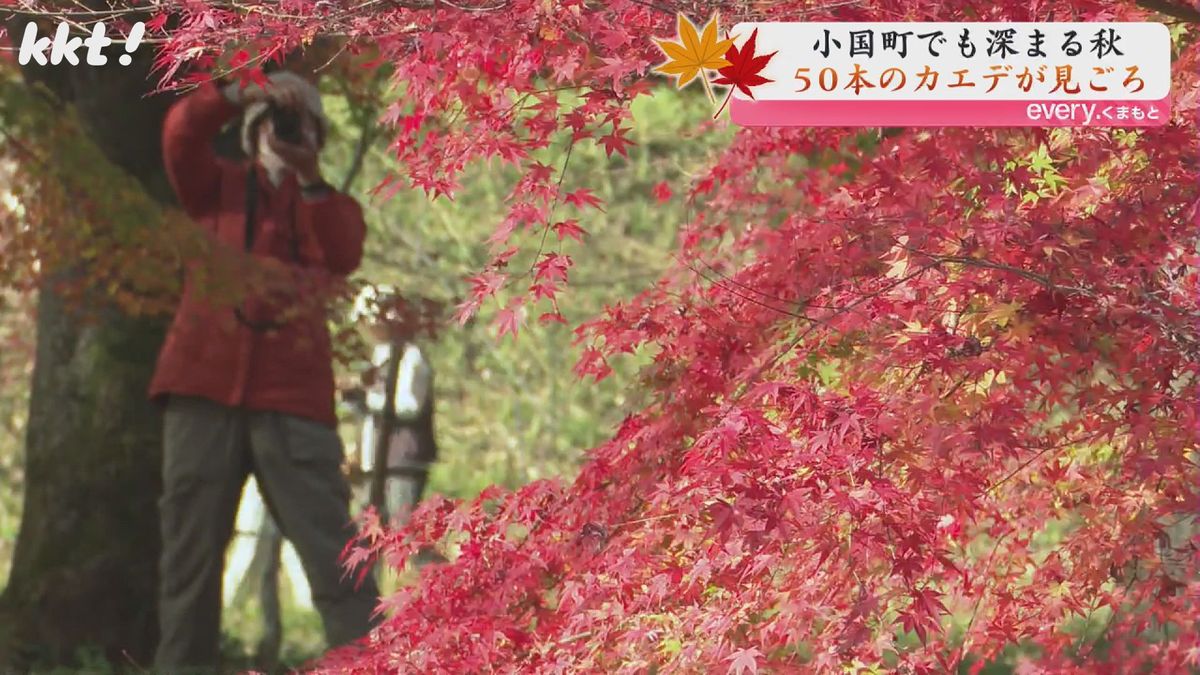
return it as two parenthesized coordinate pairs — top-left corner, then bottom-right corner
(713, 28), (776, 99)
(655, 13), (734, 99)
(712, 28), (776, 119)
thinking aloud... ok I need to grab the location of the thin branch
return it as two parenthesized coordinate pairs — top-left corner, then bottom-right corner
(337, 72), (386, 193)
(729, 262), (940, 401)
(526, 135), (576, 278)
(1135, 0), (1200, 22)
(341, 123), (377, 194)
(955, 530), (1010, 670)
(906, 249), (1096, 298)
(983, 428), (1111, 495)
(678, 254), (817, 323)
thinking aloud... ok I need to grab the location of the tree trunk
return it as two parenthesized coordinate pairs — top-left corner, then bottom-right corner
(0, 16), (175, 670)
(0, 293), (166, 670)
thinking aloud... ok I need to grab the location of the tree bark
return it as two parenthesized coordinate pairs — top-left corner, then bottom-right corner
(0, 291), (167, 670)
(0, 15), (175, 671)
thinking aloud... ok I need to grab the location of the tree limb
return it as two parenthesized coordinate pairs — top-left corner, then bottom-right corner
(341, 122), (376, 193)
(1135, 0), (1200, 22)
(337, 72), (385, 194)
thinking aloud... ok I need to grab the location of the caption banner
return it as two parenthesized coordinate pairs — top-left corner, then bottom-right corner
(726, 22), (1171, 127)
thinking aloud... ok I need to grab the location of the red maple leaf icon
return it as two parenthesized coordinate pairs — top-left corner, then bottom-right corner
(713, 28), (777, 99)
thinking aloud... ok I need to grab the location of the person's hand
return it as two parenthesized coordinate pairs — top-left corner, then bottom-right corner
(266, 131), (322, 186)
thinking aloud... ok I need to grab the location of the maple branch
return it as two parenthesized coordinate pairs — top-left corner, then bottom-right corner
(526, 135), (577, 280)
(727, 262), (940, 404)
(341, 121), (376, 194)
(0, 0), (491, 47)
(912, 249), (1200, 358)
(680, 256), (817, 323)
(983, 428), (1111, 496)
(1077, 566), (1141, 661)
(337, 75), (385, 193)
(624, 0), (685, 15)
(955, 530), (1010, 669)
(910, 250), (1096, 299)
(937, 374), (972, 401)
(683, 249), (848, 313)
(1134, 0), (1200, 22)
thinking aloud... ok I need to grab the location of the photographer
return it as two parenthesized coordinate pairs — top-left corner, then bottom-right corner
(149, 71), (379, 673)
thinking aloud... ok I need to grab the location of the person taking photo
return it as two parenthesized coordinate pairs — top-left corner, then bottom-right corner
(149, 70), (379, 673)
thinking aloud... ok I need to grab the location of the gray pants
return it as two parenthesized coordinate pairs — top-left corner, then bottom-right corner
(154, 396), (379, 673)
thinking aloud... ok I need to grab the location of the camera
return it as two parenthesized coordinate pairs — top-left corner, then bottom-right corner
(269, 104), (304, 145)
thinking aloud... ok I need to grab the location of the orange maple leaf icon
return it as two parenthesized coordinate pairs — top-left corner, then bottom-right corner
(654, 13), (734, 102)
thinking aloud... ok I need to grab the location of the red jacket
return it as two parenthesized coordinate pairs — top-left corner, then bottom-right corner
(150, 81), (365, 427)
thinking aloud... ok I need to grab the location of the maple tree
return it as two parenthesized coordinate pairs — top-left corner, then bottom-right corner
(2, 0), (1200, 673)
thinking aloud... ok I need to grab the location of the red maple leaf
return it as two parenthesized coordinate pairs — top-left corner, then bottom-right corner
(713, 28), (776, 99)
(727, 647), (761, 675)
(563, 188), (605, 211)
(599, 125), (635, 158)
(652, 181), (673, 203)
(144, 13), (169, 32)
(534, 253), (572, 285)
(552, 219), (587, 242)
(496, 304), (522, 340)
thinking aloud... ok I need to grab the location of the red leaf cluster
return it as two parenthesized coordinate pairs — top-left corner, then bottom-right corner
(11, 0), (1196, 672)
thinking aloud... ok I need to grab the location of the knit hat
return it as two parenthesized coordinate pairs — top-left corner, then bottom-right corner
(240, 71), (328, 155)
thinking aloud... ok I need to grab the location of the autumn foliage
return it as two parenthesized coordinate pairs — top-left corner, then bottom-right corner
(6, 0), (1200, 672)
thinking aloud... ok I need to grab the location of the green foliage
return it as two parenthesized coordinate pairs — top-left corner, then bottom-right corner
(0, 292), (29, 588)
(221, 587), (325, 674)
(321, 86), (732, 495)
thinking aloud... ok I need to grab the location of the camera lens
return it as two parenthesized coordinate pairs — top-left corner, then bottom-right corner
(271, 105), (303, 145)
